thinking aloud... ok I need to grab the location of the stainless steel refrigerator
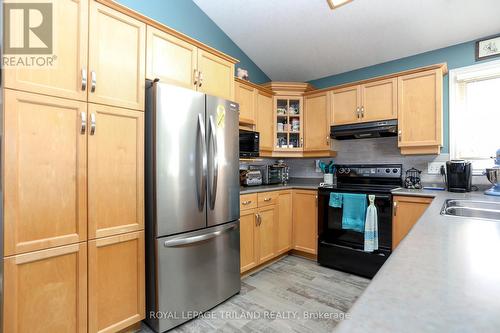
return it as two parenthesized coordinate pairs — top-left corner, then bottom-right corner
(145, 81), (241, 332)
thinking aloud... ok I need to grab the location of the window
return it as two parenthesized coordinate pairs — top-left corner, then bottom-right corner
(449, 60), (500, 173)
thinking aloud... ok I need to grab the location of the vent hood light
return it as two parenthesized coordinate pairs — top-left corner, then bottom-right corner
(327, 0), (353, 10)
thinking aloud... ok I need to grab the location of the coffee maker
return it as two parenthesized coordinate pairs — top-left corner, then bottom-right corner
(445, 160), (472, 192)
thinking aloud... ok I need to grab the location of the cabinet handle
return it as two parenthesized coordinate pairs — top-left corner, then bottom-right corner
(80, 111), (86, 134)
(81, 68), (87, 91)
(361, 106), (365, 118)
(356, 107), (360, 119)
(326, 136), (330, 145)
(300, 137), (303, 147)
(199, 71), (203, 87)
(255, 213), (261, 226)
(263, 198), (271, 202)
(393, 201), (397, 216)
(90, 113), (96, 135)
(242, 200), (252, 205)
(398, 130), (402, 142)
(193, 69), (199, 86)
(90, 71), (96, 93)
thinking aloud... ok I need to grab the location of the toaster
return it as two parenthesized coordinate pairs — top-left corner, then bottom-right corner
(240, 170), (263, 186)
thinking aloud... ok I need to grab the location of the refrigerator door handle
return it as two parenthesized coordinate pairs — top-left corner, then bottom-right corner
(163, 223), (237, 247)
(209, 115), (219, 210)
(198, 114), (208, 209)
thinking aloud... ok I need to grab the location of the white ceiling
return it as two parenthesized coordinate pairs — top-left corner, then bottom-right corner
(193, 0), (500, 82)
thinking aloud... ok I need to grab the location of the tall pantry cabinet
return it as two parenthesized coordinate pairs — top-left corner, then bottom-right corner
(3, 0), (145, 332)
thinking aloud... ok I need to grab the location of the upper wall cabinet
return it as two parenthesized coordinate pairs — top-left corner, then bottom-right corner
(3, 0), (89, 101)
(146, 26), (198, 89)
(256, 90), (274, 152)
(304, 91), (331, 152)
(88, 1), (146, 111)
(235, 81), (256, 124)
(146, 29), (236, 101)
(331, 79), (397, 125)
(398, 68), (443, 155)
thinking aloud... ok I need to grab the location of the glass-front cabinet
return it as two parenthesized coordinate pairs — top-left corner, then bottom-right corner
(274, 96), (303, 151)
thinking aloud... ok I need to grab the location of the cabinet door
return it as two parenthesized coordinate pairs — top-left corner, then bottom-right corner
(277, 191), (292, 254)
(4, 0), (88, 101)
(392, 196), (433, 249)
(258, 205), (277, 262)
(88, 1), (146, 110)
(292, 190), (318, 255)
(235, 82), (255, 124)
(4, 90), (87, 256)
(88, 231), (145, 333)
(146, 26), (198, 89)
(240, 209), (259, 273)
(398, 69), (442, 149)
(88, 104), (144, 239)
(256, 91), (274, 152)
(4, 243), (87, 333)
(304, 92), (330, 151)
(197, 49), (234, 100)
(360, 78), (397, 122)
(331, 85), (360, 125)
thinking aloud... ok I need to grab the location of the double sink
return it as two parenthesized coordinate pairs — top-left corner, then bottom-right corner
(441, 199), (500, 221)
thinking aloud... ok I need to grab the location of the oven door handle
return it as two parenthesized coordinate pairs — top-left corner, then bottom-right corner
(322, 193), (391, 200)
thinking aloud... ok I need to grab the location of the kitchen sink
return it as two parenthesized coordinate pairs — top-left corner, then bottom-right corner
(441, 199), (500, 221)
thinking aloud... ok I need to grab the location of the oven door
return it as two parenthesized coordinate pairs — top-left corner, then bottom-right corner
(318, 188), (392, 251)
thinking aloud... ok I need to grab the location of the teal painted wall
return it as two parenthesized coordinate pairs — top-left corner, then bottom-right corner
(116, 0), (270, 84)
(309, 40), (495, 153)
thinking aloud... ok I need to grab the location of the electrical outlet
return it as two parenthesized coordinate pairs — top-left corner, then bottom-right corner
(428, 162), (445, 175)
(315, 160), (322, 173)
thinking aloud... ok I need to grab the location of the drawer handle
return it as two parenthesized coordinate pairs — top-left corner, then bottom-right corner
(242, 200), (252, 205)
(264, 198), (272, 202)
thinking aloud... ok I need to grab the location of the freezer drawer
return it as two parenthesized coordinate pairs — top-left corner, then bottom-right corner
(147, 221), (241, 332)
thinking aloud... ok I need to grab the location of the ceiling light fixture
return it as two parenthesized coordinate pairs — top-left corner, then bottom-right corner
(327, 0), (353, 10)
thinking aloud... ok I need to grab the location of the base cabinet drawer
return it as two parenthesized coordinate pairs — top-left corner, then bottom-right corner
(4, 243), (88, 333)
(240, 193), (258, 210)
(88, 231), (145, 333)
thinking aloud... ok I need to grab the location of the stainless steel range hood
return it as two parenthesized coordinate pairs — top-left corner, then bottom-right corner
(330, 119), (398, 140)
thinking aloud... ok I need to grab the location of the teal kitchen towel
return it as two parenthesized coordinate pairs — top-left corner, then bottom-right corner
(329, 193), (343, 208)
(342, 193), (367, 232)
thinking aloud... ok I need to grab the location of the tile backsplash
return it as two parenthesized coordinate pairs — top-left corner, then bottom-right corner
(240, 137), (490, 186)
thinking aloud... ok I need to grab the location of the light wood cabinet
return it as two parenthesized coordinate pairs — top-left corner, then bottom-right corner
(4, 243), (88, 333)
(392, 196), (433, 249)
(331, 79), (397, 125)
(304, 91), (331, 151)
(360, 78), (397, 122)
(398, 69), (443, 155)
(3, 0), (89, 101)
(277, 191), (293, 255)
(235, 82), (256, 124)
(89, 1), (146, 110)
(197, 49), (235, 100)
(4, 90), (88, 256)
(256, 91), (274, 152)
(292, 190), (318, 255)
(257, 206), (278, 263)
(146, 26), (198, 89)
(239, 209), (259, 273)
(88, 231), (145, 333)
(87, 103), (144, 239)
(331, 85), (360, 125)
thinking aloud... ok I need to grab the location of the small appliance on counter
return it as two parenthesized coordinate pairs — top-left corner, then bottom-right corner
(485, 148), (500, 196)
(240, 169), (263, 187)
(266, 160), (289, 185)
(404, 167), (422, 189)
(239, 129), (259, 158)
(444, 160), (472, 192)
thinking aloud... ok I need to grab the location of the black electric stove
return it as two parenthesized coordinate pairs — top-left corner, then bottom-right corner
(317, 164), (402, 278)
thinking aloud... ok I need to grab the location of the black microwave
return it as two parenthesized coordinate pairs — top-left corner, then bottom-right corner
(239, 130), (260, 158)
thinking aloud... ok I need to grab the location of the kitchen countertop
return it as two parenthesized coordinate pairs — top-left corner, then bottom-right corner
(240, 178), (323, 194)
(335, 188), (500, 332)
